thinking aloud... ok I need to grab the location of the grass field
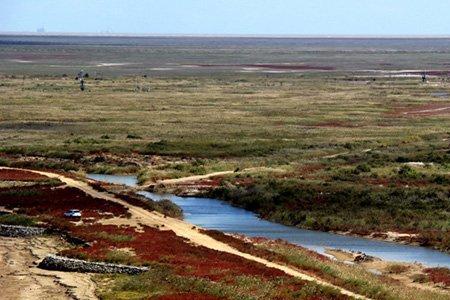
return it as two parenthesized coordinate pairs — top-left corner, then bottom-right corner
(1, 36), (450, 298)
(1, 36), (450, 251)
(1, 72), (449, 251)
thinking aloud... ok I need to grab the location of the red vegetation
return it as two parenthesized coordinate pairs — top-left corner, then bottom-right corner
(196, 64), (334, 71)
(62, 224), (286, 281)
(156, 293), (223, 300)
(0, 169), (49, 181)
(233, 177), (255, 187)
(1, 182), (288, 282)
(177, 177), (224, 189)
(194, 177), (224, 187)
(200, 229), (291, 264)
(0, 186), (128, 221)
(294, 164), (325, 178)
(424, 268), (450, 287)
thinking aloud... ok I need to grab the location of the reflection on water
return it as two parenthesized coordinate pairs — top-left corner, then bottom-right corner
(88, 174), (450, 267)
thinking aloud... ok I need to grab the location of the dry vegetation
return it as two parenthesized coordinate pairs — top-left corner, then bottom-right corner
(1, 38), (450, 298)
(0, 74), (449, 252)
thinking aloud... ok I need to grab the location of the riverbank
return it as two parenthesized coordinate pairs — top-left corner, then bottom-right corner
(88, 173), (450, 268)
(1, 74), (449, 256)
(324, 248), (450, 293)
(0, 167), (368, 299)
(3, 167), (450, 299)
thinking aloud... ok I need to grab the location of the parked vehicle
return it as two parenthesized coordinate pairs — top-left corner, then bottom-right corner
(64, 209), (82, 218)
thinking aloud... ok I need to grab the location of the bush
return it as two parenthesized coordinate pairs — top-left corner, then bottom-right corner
(355, 164), (371, 173)
(432, 175), (450, 185)
(397, 165), (422, 179)
(126, 134), (142, 139)
(0, 158), (10, 166)
(411, 273), (428, 283)
(105, 250), (138, 265)
(96, 232), (134, 242)
(0, 214), (36, 226)
(386, 264), (409, 274)
(156, 199), (183, 218)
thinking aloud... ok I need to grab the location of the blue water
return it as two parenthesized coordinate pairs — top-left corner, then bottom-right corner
(87, 174), (450, 267)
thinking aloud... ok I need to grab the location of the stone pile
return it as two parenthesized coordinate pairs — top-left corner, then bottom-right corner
(38, 255), (149, 275)
(0, 224), (46, 237)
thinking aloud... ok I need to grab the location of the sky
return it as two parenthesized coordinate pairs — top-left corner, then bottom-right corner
(1, 0), (450, 36)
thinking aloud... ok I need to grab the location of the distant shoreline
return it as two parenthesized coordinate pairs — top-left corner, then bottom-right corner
(1, 32), (450, 39)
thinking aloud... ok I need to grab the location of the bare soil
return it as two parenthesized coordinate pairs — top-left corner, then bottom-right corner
(0, 236), (96, 300)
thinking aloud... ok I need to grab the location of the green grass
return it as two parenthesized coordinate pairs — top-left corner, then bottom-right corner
(256, 241), (450, 300)
(96, 232), (135, 243)
(0, 214), (36, 226)
(105, 250), (138, 265)
(1, 74), (449, 251)
(0, 188), (41, 197)
(95, 263), (344, 300)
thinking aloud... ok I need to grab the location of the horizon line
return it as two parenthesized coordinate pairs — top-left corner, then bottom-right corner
(1, 31), (450, 39)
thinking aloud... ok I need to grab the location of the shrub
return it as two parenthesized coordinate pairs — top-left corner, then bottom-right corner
(105, 250), (138, 265)
(0, 158), (10, 166)
(126, 134), (142, 139)
(424, 267), (450, 287)
(0, 214), (36, 226)
(0, 188), (41, 197)
(155, 199), (183, 219)
(411, 273), (428, 283)
(432, 175), (450, 185)
(397, 165), (422, 179)
(96, 231), (134, 243)
(386, 264), (409, 274)
(355, 164), (371, 173)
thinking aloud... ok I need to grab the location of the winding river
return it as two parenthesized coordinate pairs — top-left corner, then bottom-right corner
(88, 174), (450, 268)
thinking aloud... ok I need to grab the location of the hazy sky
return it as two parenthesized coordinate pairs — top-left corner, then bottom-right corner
(1, 0), (450, 36)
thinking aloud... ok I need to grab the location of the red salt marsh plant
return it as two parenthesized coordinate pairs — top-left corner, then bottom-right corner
(0, 169), (49, 181)
(0, 185), (129, 220)
(424, 267), (450, 287)
(63, 223), (286, 281)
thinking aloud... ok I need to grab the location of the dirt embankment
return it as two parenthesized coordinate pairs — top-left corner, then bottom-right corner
(325, 248), (450, 294)
(0, 236), (96, 300)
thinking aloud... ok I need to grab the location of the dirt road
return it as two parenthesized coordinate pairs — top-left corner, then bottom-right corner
(0, 167), (369, 300)
(0, 236), (96, 300)
(140, 167), (286, 189)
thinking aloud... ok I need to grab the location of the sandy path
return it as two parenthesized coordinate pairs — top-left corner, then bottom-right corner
(0, 236), (96, 300)
(154, 171), (235, 185)
(0, 167), (369, 299)
(403, 106), (450, 115)
(141, 167), (286, 189)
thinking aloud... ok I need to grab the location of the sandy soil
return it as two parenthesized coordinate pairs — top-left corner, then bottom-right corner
(0, 167), (369, 300)
(150, 171), (235, 186)
(0, 236), (96, 300)
(143, 167), (286, 190)
(325, 248), (450, 294)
